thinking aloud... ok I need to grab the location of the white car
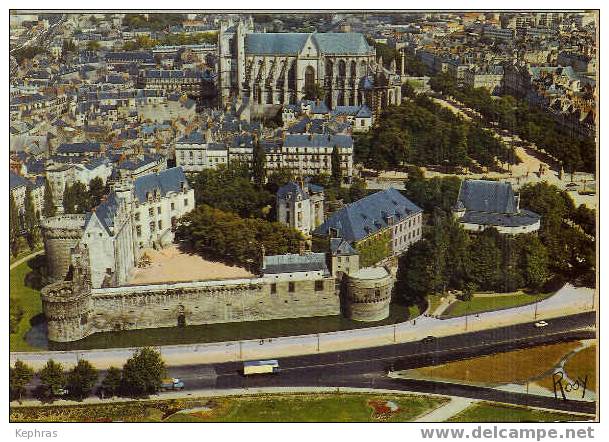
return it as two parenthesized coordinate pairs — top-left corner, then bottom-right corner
(534, 320), (549, 328)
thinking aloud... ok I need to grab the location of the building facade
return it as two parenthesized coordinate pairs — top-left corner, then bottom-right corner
(276, 181), (325, 236)
(218, 18), (401, 112)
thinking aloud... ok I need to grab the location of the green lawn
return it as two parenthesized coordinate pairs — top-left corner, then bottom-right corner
(10, 261), (45, 352)
(447, 402), (594, 422)
(441, 292), (553, 318)
(11, 393), (448, 422)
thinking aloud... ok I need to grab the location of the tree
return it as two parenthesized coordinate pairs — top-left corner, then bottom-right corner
(38, 359), (66, 399)
(43, 179), (56, 218)
(89, 177), (106, 208)
(101, 367), (122, 398)
(23, 186), (39, 249)
(63, 182), (90, 214)
(10, 360), (34, 402)
(66, 359), (98, 401)
(520, 235), (549, 291)
(86, 40), (101, 51)
(331, 145), (342, 187)
(9, 192), (21, 256)
(303, 83), (326, 101)
(251, 133), (266, 189)
(467, 230), (502, 290)
(121, 347), (166, 397)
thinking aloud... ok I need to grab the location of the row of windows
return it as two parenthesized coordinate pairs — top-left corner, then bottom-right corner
(134, 200), (187, 222)
(270, 280), (325, 294)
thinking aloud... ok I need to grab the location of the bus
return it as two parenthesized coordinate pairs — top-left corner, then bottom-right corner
(243, 360), (280, 376)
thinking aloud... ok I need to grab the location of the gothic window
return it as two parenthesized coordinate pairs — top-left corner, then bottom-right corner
(350, 60), (356, 78)
(325, 60), (333, 78)
(304, 66), (315, 92)
(338, 60), (346, 77)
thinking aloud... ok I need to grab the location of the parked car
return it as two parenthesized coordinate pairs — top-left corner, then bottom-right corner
(421, 335), (436, 343)
(534, 320), (549, 328)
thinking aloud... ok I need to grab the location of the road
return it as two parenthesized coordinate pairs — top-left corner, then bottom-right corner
(18, 313), (595, 415)
(163, 312), (595, 414)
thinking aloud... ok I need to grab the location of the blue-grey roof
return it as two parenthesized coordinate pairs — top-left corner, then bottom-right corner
(314, 188), (422, 242)
(88, 192), (119, 234)
(245, 32), (372, 55)
(457, 180), (518, 214)
(57, 142), (102, 154)
(262, 253), (329, 275)
(330, 238), (357, 255)
(10, 171), (30, 190)
(277, 182), (309, 200)
(177, 131), (206, 144)
(460, 209), (540, 228)
(284, 134), (353, 148)
(133, 167), (189, 203)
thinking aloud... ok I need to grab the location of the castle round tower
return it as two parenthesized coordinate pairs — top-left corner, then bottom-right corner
(40, 214), (86, 282)
(345, 266), (394, 321)
(40, 280), (92, 342)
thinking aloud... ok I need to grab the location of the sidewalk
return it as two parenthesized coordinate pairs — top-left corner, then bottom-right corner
(414, 397), (477, 422)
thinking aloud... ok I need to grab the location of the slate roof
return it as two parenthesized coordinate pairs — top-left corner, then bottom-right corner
(460, 209), (540, 228)
(9, 171), (30, 190)
(330, 237), (357, 256)
(262, 253), (329, 275)
(245, 32), (372, 55)
(57, 142), (102, 155)
(457, 180), (518, 214)
(88, 192), (119, 235)
(283, 134), (353, 149)
(133, 167), (188, 203)
(277, 181), (309, 200)
(314, 188), (422, 242)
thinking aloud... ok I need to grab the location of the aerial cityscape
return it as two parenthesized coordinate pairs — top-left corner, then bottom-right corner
(9, 10), (597, 425)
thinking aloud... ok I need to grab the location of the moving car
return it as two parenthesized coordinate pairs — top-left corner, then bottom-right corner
(421, 335), (436, 343)
(534, 320), (549, 328)
(243, 360), (280, 375)
(160, 378), (185, 391)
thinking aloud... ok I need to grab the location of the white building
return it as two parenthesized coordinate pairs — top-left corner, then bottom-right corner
(276, 181), (325, 236)
(453, 180), (541, 235)
(174, 131), (229, 172)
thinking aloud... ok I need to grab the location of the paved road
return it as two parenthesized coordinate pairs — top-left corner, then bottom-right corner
(162, 312), (595, 414)
(19, 313), (595, 415)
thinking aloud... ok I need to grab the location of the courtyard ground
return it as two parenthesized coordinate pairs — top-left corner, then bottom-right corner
(127, 245), (254, 285)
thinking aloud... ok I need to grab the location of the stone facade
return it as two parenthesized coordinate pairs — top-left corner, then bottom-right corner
(345, 266), (394, 322)
(218, 18), (401, 113)
(40, 214), (86, 282)
(41, 262), (340, 343)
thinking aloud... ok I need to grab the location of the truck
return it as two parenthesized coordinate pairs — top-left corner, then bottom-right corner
(243, 360), (280, 376)
(160, 378), (185, 391)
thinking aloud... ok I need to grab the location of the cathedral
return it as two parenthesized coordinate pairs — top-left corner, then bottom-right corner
(218, 18), (402, 114)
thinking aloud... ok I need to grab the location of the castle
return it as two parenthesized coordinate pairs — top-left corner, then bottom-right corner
(217, 18), (402, 114)
(39, 175), (404, 343)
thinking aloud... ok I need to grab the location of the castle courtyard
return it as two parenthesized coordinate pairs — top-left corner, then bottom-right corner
(127, 245), (254, 285)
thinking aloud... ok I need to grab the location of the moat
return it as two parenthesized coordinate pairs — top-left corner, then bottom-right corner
(44, 302), (414, 351)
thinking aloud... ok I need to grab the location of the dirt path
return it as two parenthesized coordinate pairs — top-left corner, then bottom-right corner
(10, 249), (44, 271)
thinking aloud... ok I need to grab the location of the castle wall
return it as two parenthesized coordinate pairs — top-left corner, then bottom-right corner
(40, 215), (86, 282)
(43, 275), (340, 342)
(345, 267), (394, 322)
